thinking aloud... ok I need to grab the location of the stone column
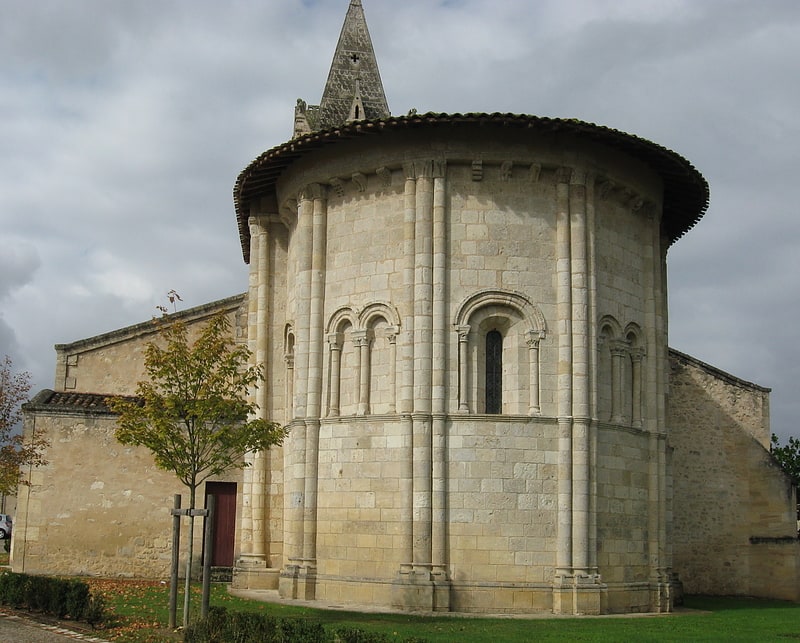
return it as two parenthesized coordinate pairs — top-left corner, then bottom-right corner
(284, 352), (294, 425)
(293, 193), (314, 420)
(387, 330), (398, 413)
(412, 161), (434, 575)
(456, 325), (470, 412)
(431, 163), (450, 609)
(306, 183), (327, 420)
(630, 349), (644, 428)
(526, 330), (543, 415)
(355, 331), (370, 415)
(570, 171), (591, 578)
(239, 214), (263, 561)
(610, 341), (627, 424)
(300, 183), (327, 599)
(400, 165), (417, 416)
(554, 167), (573, 589)
(327, 334), (341, 416)
(280, 196), (310, 597)
(431, 163), (447, 415)
(643, 202), (672, 609)
(394, 165), (417, 595)
(252, 214), (271, 561)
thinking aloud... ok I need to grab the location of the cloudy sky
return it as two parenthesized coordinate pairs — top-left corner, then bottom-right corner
(1, 0), (798, 440)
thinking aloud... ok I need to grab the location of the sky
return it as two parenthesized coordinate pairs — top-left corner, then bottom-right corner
(1, 0), (799, 440)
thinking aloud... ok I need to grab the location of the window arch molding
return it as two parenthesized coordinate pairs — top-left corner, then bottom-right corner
(358, 301), (401, 330)
(454, 289), (546, 333)
(357, 302), (400, 415)
(597, 316), (646, 427)
(623, 321), (645, 428)
(453, 289), (547, 415)
(598, 315), (624, 423)
(324, 303), (401, 417)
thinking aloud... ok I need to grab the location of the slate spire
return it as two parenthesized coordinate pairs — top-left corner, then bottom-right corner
(293, 1), (390, 137)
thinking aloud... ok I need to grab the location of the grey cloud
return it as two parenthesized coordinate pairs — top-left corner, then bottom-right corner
(1, 0), (798, 444)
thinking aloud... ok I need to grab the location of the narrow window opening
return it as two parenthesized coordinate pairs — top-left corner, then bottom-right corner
(486, 330), (503, 414)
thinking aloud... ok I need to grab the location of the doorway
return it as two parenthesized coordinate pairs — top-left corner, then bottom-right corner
(204, 482), (237, 568)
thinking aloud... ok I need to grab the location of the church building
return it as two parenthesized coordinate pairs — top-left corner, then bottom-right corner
(15, 0), (800, 615)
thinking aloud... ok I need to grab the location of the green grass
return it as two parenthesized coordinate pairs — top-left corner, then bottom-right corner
(88, 580), (800, 642)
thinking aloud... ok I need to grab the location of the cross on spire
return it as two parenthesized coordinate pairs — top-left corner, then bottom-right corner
(294, 1), (389, 136)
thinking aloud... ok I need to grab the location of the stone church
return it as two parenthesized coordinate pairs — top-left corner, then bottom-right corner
(15, 0), (800, 615)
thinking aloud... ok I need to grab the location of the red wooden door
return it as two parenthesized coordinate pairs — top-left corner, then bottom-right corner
(205, 482), (237, 567)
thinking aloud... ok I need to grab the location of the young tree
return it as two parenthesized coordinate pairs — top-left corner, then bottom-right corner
(0, 355), (48, 496)
(107, 312), (287, 625)
(771, 433), (800, 486)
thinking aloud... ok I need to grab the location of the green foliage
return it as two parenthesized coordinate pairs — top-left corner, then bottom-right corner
(334, 627), (391, 642)
(183, 605), (330, 642)
(107, 313), (288, 502)
(770, 433), (800, 486)
(0, 355), (48, 495)
(0, 572), (106, 625)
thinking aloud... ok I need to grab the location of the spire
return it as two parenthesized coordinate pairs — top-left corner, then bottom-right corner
(293, 1), (389, 137)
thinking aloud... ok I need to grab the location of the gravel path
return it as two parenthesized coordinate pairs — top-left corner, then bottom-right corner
(0, 612), (109, 642)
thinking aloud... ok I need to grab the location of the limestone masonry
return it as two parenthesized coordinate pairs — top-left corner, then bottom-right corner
(16, 0), (800, 615)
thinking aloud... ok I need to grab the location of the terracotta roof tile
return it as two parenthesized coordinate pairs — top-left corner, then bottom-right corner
(233, 112), (709, 262)
(24, 389), (134, 415)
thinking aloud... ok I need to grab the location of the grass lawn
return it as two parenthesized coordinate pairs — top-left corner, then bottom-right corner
(81, 580), (800, 642)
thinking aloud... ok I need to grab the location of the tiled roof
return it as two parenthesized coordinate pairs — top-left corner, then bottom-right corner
(233, 112), (709, 263)
(23, 389), (132, 415)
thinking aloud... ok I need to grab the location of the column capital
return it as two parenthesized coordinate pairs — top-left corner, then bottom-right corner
(526, 329), (546, 348)
(556, 166), (573, 184)
(385, 325), (400, 344)
(455, 324), (471, 342)
(609, 340), (630, 357)
(300, 182), (327, 202)
(630, 347), (646, 362)
(570, 169), (587, 186)
(351, 329), (369, 347)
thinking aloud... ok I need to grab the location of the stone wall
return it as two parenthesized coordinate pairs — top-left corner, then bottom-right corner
(12, 410), (241, 578)
(54, 295), (246, 395)
(14, 295), (253, 578)
(669, 349), (800, 600)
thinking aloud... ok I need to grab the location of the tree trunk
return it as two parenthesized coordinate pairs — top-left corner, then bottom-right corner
(183, 485), (196, 626)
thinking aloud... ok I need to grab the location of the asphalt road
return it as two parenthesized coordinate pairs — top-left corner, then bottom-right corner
(0, 612), (109, 642)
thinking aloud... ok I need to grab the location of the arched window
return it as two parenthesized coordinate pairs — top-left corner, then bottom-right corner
(454, 290), (547, 416)
(485, 330), (503, 414)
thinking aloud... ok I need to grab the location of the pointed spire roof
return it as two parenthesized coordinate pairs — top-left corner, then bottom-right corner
(317, 0), (389, 131)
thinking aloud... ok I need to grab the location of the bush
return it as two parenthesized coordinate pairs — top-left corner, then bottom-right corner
(184, 605), (329, 642)
(0, 571), (105, 625)
(0, 570), (26, 607)
(333, 628), (429, 643)
(335, 627), (390, 642)
(183, 607), (428, 643)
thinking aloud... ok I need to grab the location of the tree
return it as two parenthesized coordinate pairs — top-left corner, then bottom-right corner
(107, 312), (287, 625)
(771, 433), (800, 486)
(0, 355), (48, 496)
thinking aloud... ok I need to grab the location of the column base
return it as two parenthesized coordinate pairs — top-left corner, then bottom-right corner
(650, 570), (680, 612)
(231, 556), (280, 590)
(278, 564), (300, 598)
(278, 562), (317, 600)
(552, 573), (607, 615)
(392, 564), (451, 612)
